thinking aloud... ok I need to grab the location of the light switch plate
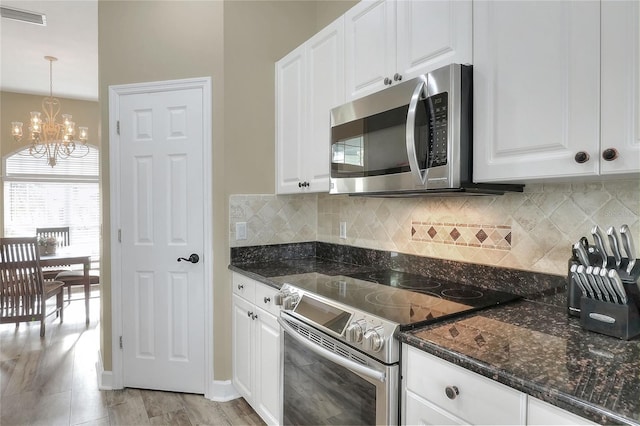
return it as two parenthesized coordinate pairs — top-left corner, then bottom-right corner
(339, 221), (347, 239)
(236, 222), (247, 240)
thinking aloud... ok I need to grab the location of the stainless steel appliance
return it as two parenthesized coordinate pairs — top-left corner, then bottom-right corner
(329, 63), (523, 196)
(273, 271), (521, 425)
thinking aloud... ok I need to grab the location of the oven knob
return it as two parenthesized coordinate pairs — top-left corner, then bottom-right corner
(274, 290), (288, 306)
(363, 327), (384, 353)
(345, 320), (367, 344)
(283, 294), (300, 310)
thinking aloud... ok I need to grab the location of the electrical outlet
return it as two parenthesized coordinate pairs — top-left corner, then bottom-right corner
(236, 222), (247, 241)
(339, 221), (347, 239)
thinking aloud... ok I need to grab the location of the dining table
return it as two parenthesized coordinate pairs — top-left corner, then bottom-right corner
(39, 249), (92, 324)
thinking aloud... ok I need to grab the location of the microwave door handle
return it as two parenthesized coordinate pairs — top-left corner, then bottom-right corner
(406, 77), (429, 186)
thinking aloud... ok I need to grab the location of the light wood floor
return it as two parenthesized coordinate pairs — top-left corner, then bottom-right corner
(0, 292), (265, 426)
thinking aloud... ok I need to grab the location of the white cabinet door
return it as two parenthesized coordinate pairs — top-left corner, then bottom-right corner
(276, 18), (343, 194)
(305, 17), (345, 191)
(396, 0), (472, 82)
(601, 0), (640, 174)
(405, 390), (466, 425)
(527, 396), (597, 425)
(344, 0), (396, 100)
(254, 308), (281, 426)
(473, 1), (601, 181)
(232, 294), (254, 401)
(276, 44), (306, 194)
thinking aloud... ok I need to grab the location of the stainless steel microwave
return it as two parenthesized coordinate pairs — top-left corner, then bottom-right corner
(329, 64), (522, 196)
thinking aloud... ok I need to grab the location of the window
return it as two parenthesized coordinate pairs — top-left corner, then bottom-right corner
(3, 146), (100, 258)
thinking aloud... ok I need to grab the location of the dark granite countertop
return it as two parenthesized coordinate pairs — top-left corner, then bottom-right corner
(398, 300), (640, 425)
(229, 243), (638, 425)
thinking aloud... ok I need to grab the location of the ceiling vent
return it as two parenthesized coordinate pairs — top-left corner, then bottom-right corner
(0, 6), (46, 25)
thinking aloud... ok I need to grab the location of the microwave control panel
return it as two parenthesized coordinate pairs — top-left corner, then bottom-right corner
(426, 92), (448, 168)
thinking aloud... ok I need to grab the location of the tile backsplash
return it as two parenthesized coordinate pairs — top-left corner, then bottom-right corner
(230, 179), (639, 276)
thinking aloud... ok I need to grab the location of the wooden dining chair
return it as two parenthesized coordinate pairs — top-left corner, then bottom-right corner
(55, 262), (100, 302)
(35, 226), (71, 248)
(0, 237), (65, 337)
(35, 226), (72, 279)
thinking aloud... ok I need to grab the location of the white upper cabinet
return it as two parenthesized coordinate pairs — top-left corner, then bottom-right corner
(345, 0), (472, 101)
(474, 0), (639, 182)
(600, 0), (640, 174)
(275, 17), (344, 194)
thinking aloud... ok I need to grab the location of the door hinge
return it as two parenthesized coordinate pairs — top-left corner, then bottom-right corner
(119, 336), (123, 349)
(116, 120), (120, 135)
(118, 229), (122, 243)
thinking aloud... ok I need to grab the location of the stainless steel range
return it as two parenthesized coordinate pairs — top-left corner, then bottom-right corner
(272, 271), (520, 425)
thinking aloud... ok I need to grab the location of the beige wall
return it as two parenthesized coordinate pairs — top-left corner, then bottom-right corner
(0, 91), (100, 236)
(98, 0), (353, 380)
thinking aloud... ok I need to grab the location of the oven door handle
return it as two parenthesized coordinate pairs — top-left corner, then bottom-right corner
(406, 75), (429, 186)
(278, 317), (387, 383)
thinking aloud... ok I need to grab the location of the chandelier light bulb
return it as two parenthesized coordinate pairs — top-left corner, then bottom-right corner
(11, 122), (23, 138)
(78, 127), (88, 142)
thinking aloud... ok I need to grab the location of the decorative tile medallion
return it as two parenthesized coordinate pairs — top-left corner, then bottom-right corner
(411, 222), (513, 251)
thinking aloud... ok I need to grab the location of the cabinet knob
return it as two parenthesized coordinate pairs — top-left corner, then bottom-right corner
(445, 385), (459, 400)
(237, 284), (244, 290)
(393, 73), (402, 82)
(264, 296), (271, 304)
(384, 77), (392, 85)
(574, 151), (590, 164)
(602, 148), (619, 161)
(247, 310), (253, 318)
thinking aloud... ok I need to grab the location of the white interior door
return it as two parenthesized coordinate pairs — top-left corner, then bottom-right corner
(116, 83), (207, 393)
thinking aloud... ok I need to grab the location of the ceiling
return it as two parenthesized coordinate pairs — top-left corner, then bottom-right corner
(1, 0), (98, 101)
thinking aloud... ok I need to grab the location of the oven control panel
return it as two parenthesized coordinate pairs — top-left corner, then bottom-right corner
(275, 284), (400, 364)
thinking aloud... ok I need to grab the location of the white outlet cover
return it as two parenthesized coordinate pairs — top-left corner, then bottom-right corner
(236, 222), (247, 240)
(339, 222), (347, 239)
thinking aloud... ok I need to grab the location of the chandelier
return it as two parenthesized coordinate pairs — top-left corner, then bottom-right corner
(11, 56), (89, 167)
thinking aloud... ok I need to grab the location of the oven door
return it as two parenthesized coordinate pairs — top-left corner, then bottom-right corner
(279, 314), (398, 426)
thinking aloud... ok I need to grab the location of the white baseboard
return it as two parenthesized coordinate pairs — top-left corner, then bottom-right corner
(206, 380), (240, 402)
(95, 349), (116, 390)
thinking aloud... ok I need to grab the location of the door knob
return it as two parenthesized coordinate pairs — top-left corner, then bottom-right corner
(177, 253), (200, 263)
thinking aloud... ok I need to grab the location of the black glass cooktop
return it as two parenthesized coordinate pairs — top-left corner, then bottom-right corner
(271, 271), (521, 331)
(346, 270), (522, 309)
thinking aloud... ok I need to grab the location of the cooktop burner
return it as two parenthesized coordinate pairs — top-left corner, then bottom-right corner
(271, 271), (521, 330)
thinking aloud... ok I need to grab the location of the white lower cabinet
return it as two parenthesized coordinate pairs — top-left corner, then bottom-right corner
(402, 345), (526, 425)
(403, 344), (597, 426)
(232, 273), (280, 425)
(527, 396), (597, 426)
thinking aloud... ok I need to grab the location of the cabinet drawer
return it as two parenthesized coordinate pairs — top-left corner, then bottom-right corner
(406, 346), (524, 425)
(233, 273), (256, 302)
(255, 283), (280, 317)
(405, 389), (465, 425)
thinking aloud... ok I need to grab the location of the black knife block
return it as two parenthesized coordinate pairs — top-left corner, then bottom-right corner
(577, 263), (640, 340)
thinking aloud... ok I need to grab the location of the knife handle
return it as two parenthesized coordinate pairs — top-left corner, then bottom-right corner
(606, 226), (622, 268)
(591, 225), (609, 268)
(573, 242), (590, 267)
(620, 225), (637, 274)
(607, 269), (628, 305)
(576, 265), (595, 299)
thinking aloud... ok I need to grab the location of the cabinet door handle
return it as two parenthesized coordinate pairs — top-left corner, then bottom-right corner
(445, 385), (459, 400)
(384, 77), (392, 85)
(602, 148), (618, 161)
(264, 296), (271, 304)
(393, 73), (402, 82)
(574, 151), (590, 164)
(247, 311), (253, 318)
(237, 284), (244, 290)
